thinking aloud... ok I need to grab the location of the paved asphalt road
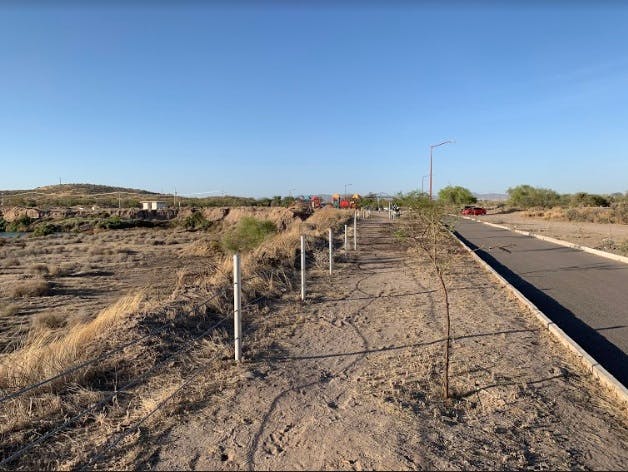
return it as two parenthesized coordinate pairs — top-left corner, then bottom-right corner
(453, 218), (628, 386)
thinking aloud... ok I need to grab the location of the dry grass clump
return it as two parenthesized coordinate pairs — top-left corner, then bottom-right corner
(0, 292), (144, 390)
(0, 302), (18, 318)
(29, 263), (50, 276)
(307, 207), (350, 233)
(181, 238), (223, 257)
(523, 206), (621, 224)
(11, 278), (51, 298)
(1, 257), (20, 268)
(47, 263), (76, 277)
(32, 311), (67, 330)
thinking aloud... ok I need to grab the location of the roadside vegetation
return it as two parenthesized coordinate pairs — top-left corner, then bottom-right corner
(0, 206), (351, 469)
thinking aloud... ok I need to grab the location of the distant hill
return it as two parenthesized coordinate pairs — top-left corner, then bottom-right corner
(474, 193), (508, 201)
(33, 183), (159, 196)
(0, 184), (164, 209)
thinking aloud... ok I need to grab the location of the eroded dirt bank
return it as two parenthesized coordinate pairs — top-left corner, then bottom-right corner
(108, 214), (627, 471)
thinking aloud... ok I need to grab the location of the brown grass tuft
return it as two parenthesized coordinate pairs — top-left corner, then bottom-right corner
(32, 311), (67, 330)
(11, 278), (51, 298)
(0, 292), (144, 390)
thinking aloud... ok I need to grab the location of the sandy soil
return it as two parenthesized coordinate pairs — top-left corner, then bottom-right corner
(0, 228), (211, 352)
(475, 211), (628, 257)
(108, 214), (628, 470)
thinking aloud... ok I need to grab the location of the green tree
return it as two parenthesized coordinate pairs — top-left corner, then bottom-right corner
(438, 186), (477, 205)
(507, 185), (560, 208)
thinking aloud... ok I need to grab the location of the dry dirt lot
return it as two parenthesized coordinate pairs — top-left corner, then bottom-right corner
(102, 214), (627, 471)
(0, 228), (212, 353)
(476, 210), (628, 257)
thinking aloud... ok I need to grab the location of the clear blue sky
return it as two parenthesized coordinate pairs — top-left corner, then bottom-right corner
(1, 1), (627, 198)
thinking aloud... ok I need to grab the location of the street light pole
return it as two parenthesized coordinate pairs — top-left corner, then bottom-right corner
(421, 174), (429, 194)
(429, 140), (454, 200)
(344, 183), (352, 202)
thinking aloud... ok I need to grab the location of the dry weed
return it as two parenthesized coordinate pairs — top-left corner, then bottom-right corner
(32, 311), (68, 330)
(0, 302), (18, 317)
(0, 292), (144, 389)
(11, 278), (51, 298)
(2, 257), (20, 268)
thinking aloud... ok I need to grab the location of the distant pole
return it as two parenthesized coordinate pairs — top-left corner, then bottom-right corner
(233, 253), (242, 362)
(118, 192), (121, 209)
(173, 188), (177, 208)
(422, 175), (429, 194)
(328, 228), (333, 275)
(344, 224), (348, 252)
(300, 235), (306, 301)
(429, 140), (454, 200)
(353, 211), (357, 250)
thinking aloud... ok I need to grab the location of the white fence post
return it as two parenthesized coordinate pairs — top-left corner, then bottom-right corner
(353, 211), (357, 250)
(300, 235), (306, 301)
(328, 228), (333, 275)
(233, 253), (242, 362)
(344, 224), (348, 252)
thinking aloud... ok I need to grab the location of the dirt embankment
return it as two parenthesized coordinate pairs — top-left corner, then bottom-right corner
(105, 214), (627, 471)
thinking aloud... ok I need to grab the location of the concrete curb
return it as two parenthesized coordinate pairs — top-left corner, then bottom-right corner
(452, 230), (628, 406)
(459, 215), (628, 264)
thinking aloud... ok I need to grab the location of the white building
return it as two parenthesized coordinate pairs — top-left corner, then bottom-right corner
(141, 201), (167, 210)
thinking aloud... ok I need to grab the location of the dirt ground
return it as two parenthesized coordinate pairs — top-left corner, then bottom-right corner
(0, 228), (211, 352)
(106, 214), (627, 471)
(475, 211), (628, 257)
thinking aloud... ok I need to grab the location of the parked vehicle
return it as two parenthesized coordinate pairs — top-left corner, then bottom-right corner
(461, 206), (487, 216)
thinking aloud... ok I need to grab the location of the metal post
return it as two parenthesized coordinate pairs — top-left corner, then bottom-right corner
(344, 224), (348, 252)
(300, 235), (306, 301)
(328, 228), (333, 275)
(353, 211), (357, 250)
(233, 253), (242, 362)
(429, 146), (433, 201)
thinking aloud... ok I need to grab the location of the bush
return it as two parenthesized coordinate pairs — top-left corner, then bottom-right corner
(221, 217), (277, 253)
(183, 211), (211, 230)
(0, 218), (6, 232)
(6, 215), (33, 232)
(570, 192), (610, 208)
(32, 222), (57, 237)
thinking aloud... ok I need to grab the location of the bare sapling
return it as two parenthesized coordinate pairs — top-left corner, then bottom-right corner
(399, 199), (455, 399)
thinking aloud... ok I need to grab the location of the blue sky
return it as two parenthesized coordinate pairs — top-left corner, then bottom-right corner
(1, 1), (627, 198)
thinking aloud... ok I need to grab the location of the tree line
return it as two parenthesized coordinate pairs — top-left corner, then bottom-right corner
(392, 185), (627, 209)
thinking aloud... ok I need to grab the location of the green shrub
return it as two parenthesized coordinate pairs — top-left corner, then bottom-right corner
(221, 217), (277, 253)
(0, 218), (6, 232)
(6, 215), (33, 232)
(96, 216), (132, 230)
(570, 192), (610, 207)
(183, 211), (211, 230)
(32, 223), (57, 237)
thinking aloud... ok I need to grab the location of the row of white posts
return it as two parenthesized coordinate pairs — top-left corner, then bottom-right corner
(232, 209), (371, 362)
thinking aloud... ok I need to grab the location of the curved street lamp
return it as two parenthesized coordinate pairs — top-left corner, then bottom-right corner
(429, 140), (454, 200)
